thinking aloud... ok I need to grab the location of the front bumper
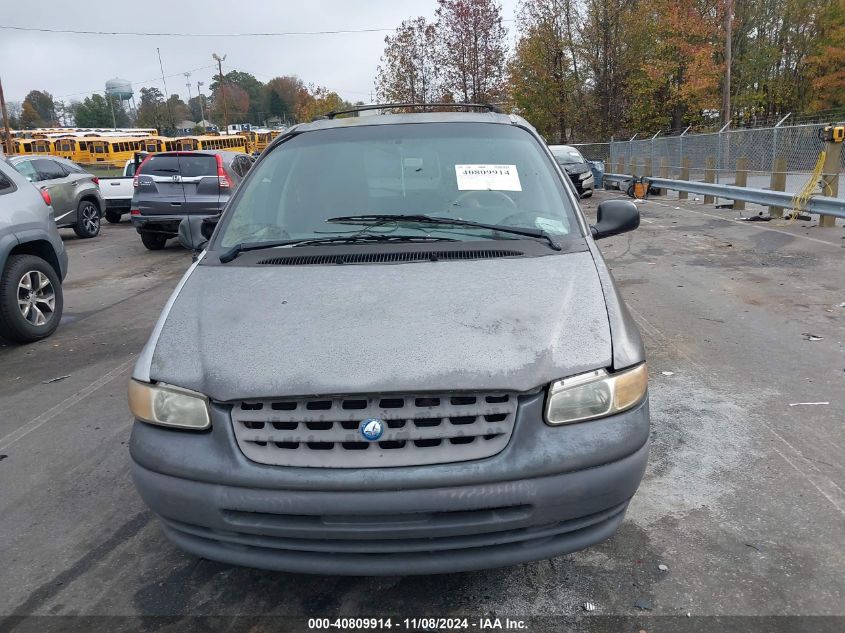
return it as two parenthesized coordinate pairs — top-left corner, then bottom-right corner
(130, 393), (649, 575)
(569, 173), (595, 196)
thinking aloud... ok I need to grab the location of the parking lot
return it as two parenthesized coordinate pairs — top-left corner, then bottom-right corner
(1, 191), (843, 630)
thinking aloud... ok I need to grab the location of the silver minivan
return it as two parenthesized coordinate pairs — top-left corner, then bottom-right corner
(129, 107), (649, 575)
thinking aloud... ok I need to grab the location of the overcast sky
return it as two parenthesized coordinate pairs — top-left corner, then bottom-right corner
(1, 0), (520, 107)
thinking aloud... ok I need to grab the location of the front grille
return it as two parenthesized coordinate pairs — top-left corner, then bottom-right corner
(230, 392), (518, 467)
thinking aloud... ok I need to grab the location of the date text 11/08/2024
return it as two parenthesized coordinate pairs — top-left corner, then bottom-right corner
(308, 617), (528, 630)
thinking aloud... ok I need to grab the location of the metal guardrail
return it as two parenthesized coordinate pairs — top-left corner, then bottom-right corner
(603, 173), (845, 220)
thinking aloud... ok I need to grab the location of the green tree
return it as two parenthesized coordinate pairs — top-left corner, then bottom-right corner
(188, 95), (209, 123)
(136, 87), (170, 134)
(166, 94), (191, 126)
(72, 94), (129, 127)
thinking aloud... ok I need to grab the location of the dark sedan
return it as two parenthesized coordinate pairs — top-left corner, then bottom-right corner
(550, 145), (595, 198)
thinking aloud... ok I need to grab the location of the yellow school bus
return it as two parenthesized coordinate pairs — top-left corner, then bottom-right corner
(241, 130), (276, 154)
(12, 137), (51, 155)
(81, 136), (159, 167)
(51, 136), (86, 162)
(194, 134), (248, 153)
(162, 137), (199, 152)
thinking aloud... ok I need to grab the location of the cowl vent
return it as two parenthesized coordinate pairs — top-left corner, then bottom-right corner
(256, 249), (524, 266)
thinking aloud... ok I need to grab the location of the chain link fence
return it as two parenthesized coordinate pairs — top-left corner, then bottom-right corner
(574, 122), (845, 199)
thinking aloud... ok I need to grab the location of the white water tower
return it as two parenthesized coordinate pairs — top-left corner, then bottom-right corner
(105, 78), (135, 116)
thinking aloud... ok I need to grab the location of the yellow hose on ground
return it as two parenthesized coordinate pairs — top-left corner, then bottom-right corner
(786, 151), (830, 223)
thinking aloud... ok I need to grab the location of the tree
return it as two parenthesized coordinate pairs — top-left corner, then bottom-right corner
(509, 0), (583, 142)
(376, 17), (441, 104)
(72, 94), (129, 127)
(211, 83), (250, 126)
(21, 90), (56, 127)
(20, 102), (41, 128)
(263, 76), (309, 123)
(806, 0), (845, 110)
(211, 70), (264, 124)
(188, 94), (209, 123)
(166, 94), (191, 125)
(435, 0), (508, 103)
(295, 86), (349, 122)
(136, 87), (170, 133)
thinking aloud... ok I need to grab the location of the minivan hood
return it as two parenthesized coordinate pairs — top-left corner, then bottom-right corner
(147, 250), (612, 401)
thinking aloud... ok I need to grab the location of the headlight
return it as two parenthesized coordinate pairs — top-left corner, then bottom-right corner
(128, 380), (211, 430)
(580, 171), (594, 180)
(545, 364), (647, 425)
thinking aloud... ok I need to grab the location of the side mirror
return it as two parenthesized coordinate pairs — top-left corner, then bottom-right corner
(177, 216), (209, 252)
(201, 214), (220, 240)
(590, 200), (640, 240)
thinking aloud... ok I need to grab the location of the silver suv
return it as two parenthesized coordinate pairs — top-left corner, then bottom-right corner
(7, 155), (104, 238)
(129, 106), (649, 575)
(0, 156), (68, 343)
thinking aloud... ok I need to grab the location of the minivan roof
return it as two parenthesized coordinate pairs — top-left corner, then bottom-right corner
(288, 111), (532, 135)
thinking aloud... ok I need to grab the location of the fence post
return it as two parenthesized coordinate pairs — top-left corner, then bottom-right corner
(679, 157), (690, 200)
(717, 122), (730, 185)
(734, 157), (748, 211)
(704, 156), (716, 204)
(658, 157), (668, 195)
(819, 141), (842, 228)
(769, 156), (787, 218)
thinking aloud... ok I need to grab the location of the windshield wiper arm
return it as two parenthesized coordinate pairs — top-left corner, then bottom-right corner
(326, 214), (562, 251)
(219, 233), (457, 263)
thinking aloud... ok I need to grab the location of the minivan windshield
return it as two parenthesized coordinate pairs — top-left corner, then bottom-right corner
(217, 122), (580, 248)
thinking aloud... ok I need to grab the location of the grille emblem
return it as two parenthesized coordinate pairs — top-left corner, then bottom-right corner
(359, 418), (385, 441)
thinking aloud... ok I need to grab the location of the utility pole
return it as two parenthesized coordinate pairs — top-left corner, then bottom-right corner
(722, 0), (732, 125)
(184, 72), (193, 103)
(0, 76), (12, 155)
(212, 53), (229, 131)
(196, 81), (205, 128)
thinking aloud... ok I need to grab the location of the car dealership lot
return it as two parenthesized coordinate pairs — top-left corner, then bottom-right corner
(0, 194), (843, 627)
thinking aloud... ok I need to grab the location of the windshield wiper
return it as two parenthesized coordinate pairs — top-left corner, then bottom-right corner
(326, 214), (562, 251)
(219, 234), (456, 263)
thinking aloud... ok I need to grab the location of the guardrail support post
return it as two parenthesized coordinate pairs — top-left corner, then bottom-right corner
(679, 157), (690, 200)
(658, 157), (668, 195)
(769, 156), (787, 218)
(734, 157), (748, 211)
(819, 141), (842, 228)
(704, 156), (716, 204)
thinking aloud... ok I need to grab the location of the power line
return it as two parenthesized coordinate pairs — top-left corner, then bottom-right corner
(50, 64), (217, 100)
(0, 25), (396, 37)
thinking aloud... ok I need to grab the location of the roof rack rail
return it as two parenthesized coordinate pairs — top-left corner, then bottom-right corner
(320, 103), (503, 120)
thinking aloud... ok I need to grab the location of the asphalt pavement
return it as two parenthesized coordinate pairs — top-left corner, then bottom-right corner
(0, 195), (843, 632)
